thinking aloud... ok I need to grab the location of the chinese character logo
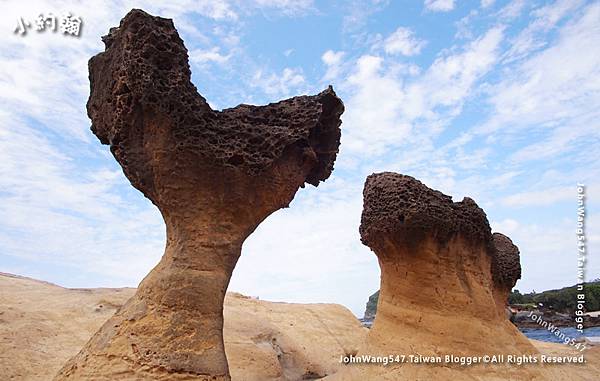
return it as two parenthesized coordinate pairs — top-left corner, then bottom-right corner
(35, 13), (56, 32)
(59, 13), (82, 36)
(14, 12), (82, 37)
(14, 17), (31, 35)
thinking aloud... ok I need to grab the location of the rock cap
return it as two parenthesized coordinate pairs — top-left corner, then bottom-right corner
(490, 232), (522, 289)
(360, 172), (491, 248)
(87, 9), (344, 203)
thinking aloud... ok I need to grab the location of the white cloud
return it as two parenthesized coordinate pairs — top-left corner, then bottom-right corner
(251, 67), (306, 97)
(384, 26), (426, 56)
(321, 50), (345, 81)
(341, 55), (409, 156)
(0, 110), (165, 285)
(230, 179), (379, 316)
(455, 9), (479, 40)
(481, 2), (600, 155)
(509, 121), (597, 163)
(502, 0), (584, 63)
(249, 0), (315, 15)
(424, 0), (455, 12)
(337, 25), (503, 160)
(190, 46), (231, 64)
(531, 0), (583, 25)
(342, 0), (390, 34)
(481, 0), (495, 8)
(322, 50), (345, 66)
(408, 26), (503, 111)
(501, 187), (572, 207)
(0, 0), (318, 288)
(0, 1), (231, 287)
(492, 217), (600, 294)
(185, 1), (238, 20)
(496, 0), (527, 21)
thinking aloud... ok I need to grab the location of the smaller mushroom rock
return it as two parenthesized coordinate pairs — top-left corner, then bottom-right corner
(491, 232), (522, 289)
(359, 172), (536, 357)
(325, 173), (546, 380)
(490, 232), (522, 315)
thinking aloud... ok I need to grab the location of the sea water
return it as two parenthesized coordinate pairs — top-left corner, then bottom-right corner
(520, 326), (600, 343)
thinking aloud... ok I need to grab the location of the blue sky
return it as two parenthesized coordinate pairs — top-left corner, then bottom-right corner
(1, 0), (599, 316)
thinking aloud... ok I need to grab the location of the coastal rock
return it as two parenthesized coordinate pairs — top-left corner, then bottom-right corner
(491, 232), (522, 316)
(491, 232), (522, 288)
(363, 291), (379, 320)
(358, 173), (534, 354)
(55, 9), (343, 381)
(0, 273), (366, 381)
(328, 172), (544, 380)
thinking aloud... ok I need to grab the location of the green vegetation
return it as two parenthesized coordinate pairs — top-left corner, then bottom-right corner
(364, 291), (379, 318)
(365, 280), (600, 318)
(508, 281), (600, 312)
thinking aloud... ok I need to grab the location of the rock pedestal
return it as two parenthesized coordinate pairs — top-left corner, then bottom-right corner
(324, 172), (544, 380)
(359, 172), (534, 356)
(55, 9), (343, 380)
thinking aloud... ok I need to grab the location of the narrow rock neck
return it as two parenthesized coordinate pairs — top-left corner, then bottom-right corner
(374, 235), (498, 321)
(126, 215), (247, 379)
(364, 235), (537, 357)
(136, 215), (247, 311)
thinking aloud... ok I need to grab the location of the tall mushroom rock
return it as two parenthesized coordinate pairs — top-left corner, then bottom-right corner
(359, 172), (535, 357)
(55, 9), (343, 381)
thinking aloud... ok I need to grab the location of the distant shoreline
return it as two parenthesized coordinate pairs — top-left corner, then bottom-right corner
(510, 309), (600, 329)
(359, 313), (600, 331)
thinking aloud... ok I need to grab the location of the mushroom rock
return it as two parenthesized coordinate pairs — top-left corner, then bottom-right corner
(330, 172), (543, 380)
(490, 232), (522, 316)
(55, 9), (343, 381)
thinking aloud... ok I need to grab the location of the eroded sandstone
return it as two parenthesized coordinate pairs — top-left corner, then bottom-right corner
(1, 273), (366, 381)
(358, 172), (534, 353)
(328, 172), (544, 380)
(55, 9), (343, 381)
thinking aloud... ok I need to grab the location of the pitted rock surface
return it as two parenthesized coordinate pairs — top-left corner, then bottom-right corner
(359, 172), (491, 248)
(88, 9), (343, 203)
(491, 232), (522, 289)
(341, 172), (540, 381)
(57, 8), (343, 381)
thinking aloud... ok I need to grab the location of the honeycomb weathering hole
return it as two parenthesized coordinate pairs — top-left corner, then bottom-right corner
(55, 9), (343, 381)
